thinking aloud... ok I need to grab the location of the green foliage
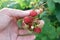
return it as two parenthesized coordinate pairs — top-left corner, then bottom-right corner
(15, 0), (31, 9)
(17, 19), (23, 29)
(55, 10), (60, 22)
(47, 0), (55, 12)
(0, 0), (60, 40)
(53, 0), (60, 3)
(55, 3), (60, 22)
(8, 3), (22, 9)
(57, 27), (60, 35)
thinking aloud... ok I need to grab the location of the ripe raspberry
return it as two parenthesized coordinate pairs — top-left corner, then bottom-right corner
(24, 16), (33, 24)
(30, 10), (37, 17)
(33, 27), (41, 33)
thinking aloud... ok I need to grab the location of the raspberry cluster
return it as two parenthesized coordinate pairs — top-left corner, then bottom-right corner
(23, 9), (43, 33)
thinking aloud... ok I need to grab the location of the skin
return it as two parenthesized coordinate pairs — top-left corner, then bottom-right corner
(0, 8), (44, 40)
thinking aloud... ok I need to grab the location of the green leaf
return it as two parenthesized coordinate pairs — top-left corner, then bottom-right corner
(1, 2), (8, 8)
(47, 0), (55, 12)
(48, 30), (57, 39)
(7, 3), (22, 9)
(40, 11), (47, 18)
(43, 25), (57, 39)
(40, 0), (47, 2)
(55, 3), (60, 22)
(17, 19), (22, 29)
(35, 33), (46, 40)
(41, 17), (57, 39)
(41, 36), (48, 40)
(15, 0), (30, 9)
(55, 10), (60, 22)
(57, 27), (60, 35)
(53, 0), (60, 3)
(43, 24), (57, 39)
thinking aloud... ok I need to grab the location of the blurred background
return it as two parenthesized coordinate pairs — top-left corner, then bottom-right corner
(0, 0), (60, 40)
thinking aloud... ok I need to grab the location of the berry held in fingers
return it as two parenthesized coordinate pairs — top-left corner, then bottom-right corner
(19, 9), (44, 34)
(33, 27), (41, 33)
(30, 10), (37, 17)
(24, 16), (33, 24)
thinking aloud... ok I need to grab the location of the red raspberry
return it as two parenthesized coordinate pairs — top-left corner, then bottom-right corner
(30, 10), (37, 17)
(24, 16), (33, 24)
(33, 27), (41, 33)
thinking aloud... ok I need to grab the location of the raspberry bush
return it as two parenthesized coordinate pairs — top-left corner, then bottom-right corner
(0, 0), (60, 40)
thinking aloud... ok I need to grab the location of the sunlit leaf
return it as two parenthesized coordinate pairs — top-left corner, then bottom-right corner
(47, 0), (55, 12)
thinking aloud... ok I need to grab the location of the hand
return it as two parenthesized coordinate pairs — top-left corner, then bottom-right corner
(0, 8), (44, 40)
